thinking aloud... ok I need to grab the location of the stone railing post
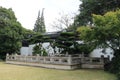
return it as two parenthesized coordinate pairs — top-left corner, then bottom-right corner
(14, 54), (18, 60)
(50, 57), (54, 63)
(36, 54), (40, 62)
(82, 52), (84, 57)
(6, 53), (9, 56)
(107, 55), (110, 62)
(43, 57), (46, 63)
(68, 55), (72, 65)
(25, 55), (27, 62)
(100, 56), (104, 64)
(59, 58), (62, 64)
(6, 53), (9, 61)
(81, 52), (84, 63)
(27, 56), (30, 62)
(79, 54), (82, 58)
(90, 58), (92, 63)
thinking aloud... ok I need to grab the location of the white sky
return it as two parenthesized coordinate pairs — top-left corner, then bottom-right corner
(0, 0), (80, 32)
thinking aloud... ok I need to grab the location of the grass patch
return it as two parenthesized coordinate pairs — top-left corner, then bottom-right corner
(0, 62), (117, 80)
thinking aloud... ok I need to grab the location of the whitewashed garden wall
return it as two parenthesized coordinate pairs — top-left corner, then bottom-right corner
(20, 42), (114, 60)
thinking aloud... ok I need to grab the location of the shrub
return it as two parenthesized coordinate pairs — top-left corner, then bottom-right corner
(33, 45), (41, 55)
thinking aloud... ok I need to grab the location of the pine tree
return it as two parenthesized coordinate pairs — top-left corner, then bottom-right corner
(33, 8), (46, 33)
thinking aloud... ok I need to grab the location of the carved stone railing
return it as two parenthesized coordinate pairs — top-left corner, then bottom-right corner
(6, 54), (81, 65)
(6, 54), (109, 69)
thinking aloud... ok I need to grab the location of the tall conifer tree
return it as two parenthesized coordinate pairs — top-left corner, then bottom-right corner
(33, 8), (46, 33)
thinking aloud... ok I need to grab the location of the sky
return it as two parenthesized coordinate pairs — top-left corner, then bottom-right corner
(0, 0), (80, 32)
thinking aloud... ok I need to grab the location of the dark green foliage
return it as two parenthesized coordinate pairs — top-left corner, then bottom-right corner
(33, 45), (41, 55)
(33, 43), (48, 56)
(29, 34), (49, 56)
(93, 12), (120, 75)
(33, 9), (46, 33)
(22, 29), (36, 39)
(77, 10), (120, 79)
(28, 34), (52, 44)
(117, 72), (120, 80)
(29, 34), (43, 44)
(78, 44), (95, 55)
(42, 48), (47, 56)
(0, 7), (16, 21)
(106, 50), (120, 74)
(54, 32), (78, 54)
(30, 31), (93, 55)
(74, 0), (120, 28)
(0, 7), (24, 60)
(51, 32), (93, 55)
(21, 28), (36, 47)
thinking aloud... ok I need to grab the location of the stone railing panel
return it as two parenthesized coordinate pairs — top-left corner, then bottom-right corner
(6, 54), (108, 70)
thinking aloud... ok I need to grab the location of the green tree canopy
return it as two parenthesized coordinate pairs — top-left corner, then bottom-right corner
(74, 0), (120, 28)
(0, 7), (24, 59)
(77, 10), (120, 75)
(53, 32), (79, 54)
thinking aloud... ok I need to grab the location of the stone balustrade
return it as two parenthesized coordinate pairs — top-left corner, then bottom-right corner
(6, 54), (109, 70)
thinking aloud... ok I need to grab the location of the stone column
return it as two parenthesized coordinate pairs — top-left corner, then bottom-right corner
(82, 52), (84, 57)
(50, 57), (54, 63)
(36, 54), (40, 63)
(6, 53), (9, 56)
(43, 57), (46, 63)
(59, 58), (62, 64)
(68, 55), (72, 65)
(81, 52), (84, 63)
(14, 53), (18, 61)
(90, 58), (92, 63)
(100, 55), (104, 64)
(6, 53), (9, 61)
(79, 54), (82, 58)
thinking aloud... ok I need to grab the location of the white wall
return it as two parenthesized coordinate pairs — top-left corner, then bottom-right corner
(20, 42), (55, 56)
(20, 47), (29, 56)
(20, 42), (114, 60)
(28, 44), (35, 55)
(90, 48), (114, 60)
(42, 42), (54, 55)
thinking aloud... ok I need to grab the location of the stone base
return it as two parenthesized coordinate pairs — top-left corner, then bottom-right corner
(6, 61), (80, 70)
(81, 63), (104, 69)
(6, 61), (104, 70)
